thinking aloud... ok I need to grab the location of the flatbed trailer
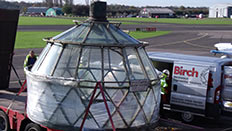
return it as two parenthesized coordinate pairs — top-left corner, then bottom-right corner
(0, 89), (64, 131)
(0, 90), (26, 131)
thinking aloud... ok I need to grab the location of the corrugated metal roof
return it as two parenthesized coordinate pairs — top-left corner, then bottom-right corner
(52, 7), (62, 11)
(211, 3), (232, 8)
(27, 7), (48, 13)
(142, 8), (174, 14)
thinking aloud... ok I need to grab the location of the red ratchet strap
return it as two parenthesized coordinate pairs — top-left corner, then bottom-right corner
(80, 82), (115, 131)
(17, 80), (27, 96)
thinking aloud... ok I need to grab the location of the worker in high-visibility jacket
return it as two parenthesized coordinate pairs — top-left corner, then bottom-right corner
(24, 50), (37, 71)
(161, 69), (170, 95)
(160, 69), (170, 116)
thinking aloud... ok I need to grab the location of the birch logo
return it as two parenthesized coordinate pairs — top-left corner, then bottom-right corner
(174, 66), (199, 77)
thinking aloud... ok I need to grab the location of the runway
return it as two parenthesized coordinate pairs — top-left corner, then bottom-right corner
(12, 22), (232, 86)
(17, 23), (232, 57)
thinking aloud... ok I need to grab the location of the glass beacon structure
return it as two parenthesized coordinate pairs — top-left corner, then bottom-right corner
(25, 1), (160, 130)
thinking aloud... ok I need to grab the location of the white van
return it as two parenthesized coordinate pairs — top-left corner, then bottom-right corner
(148, 52), (232, 122)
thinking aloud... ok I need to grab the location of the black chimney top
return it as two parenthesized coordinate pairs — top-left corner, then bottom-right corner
(89, 1), (107, 21)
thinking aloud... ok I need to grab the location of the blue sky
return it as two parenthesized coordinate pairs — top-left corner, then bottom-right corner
(8, 0), (232, 7)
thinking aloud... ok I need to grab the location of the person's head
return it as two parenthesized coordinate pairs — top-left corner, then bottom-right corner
(29, 50), (35, 57)
(162, 69), (170, 77)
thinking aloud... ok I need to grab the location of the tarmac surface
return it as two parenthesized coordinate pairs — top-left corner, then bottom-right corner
(10, 22), (232, 130)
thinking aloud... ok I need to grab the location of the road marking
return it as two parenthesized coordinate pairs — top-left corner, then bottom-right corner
(183, 41), (214, 49)
(150, 33), (209, 48)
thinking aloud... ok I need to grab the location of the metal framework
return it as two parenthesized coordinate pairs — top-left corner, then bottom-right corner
(25, 20), (160, 130)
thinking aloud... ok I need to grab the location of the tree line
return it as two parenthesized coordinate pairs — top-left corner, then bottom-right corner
(62, 4), (208, 17)
(0, 0), (209, 17)
(62, 4), (140, 17)
(44, 0), (73, 7)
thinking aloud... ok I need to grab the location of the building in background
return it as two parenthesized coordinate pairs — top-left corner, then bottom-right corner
(140, 8), (174, 18)
(26, 7), (48, 16)
(46, 7), (63, 16)
(209, 4), (232, 18)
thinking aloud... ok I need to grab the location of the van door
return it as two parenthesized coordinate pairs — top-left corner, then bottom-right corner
(222, 66), (232, 113)
(170, 62), (210, 113)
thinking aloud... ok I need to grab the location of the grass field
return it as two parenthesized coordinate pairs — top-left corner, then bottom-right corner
(19, 16), (75, 25)
(18, 16), (139, 25)
(19, 16), (232, 25)
(109, 17), (232, 25)
(129, 31), (170, 39)
(15, 31), (170, 48)
(15, 31), (61, 48)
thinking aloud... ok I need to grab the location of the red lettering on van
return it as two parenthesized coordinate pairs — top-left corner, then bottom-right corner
(174, 66), (198, 77)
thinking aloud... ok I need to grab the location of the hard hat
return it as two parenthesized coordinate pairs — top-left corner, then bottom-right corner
(162, 69), (170, 76)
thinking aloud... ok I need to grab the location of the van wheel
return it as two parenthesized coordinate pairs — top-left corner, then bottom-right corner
(181, 112), (194, 123)
(24, 123), (42, 131)
(0, 110), (10, 131)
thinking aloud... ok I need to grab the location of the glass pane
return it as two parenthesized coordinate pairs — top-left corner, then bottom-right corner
(57, 23), (90, 43)
(131, 109), (146, 127)
(77, 47), (102, 81)
(31, 43), (51, 72)
(109, 24), (139, 44)
(53, 44), (80, 78)
(89, 48), (102, 69)
(85, 24), (116, 44)
(138, 48), (158, 80)
(104, 48), (129, 87)
(125, 48), (146, 80)
(119, 92), (140, 125)
(143, 89), (156, 121)
(36, 43), (62, 75)
(52, 26), (76, 40)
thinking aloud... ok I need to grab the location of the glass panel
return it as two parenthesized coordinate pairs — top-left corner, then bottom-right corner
(90, 101), (115, 127)
(125, 48), (146, 80)
(104, 48), (129, 87)
(131, 109), (146, 127)
(105, 112), (125, 128)
(138, 48), (158, 80)
(109, 24), (139, 44)
(52, 26), (76, 40)
(85, 23), (116, 44)
(89, 48), (102, 69)
(50, 108), (69, 125)
(57, 23), (90, 43)
(134, 92), (147, 105)
(36, 43), (62, 75)
(53, 44), (80, 78)
(62, 89), (85, 124)
(31, 43), (51, 72)
(143, 88), (156, 121)
(119, 92), (140, 125)
(77, 47), (102, 81)
(111, 89), (128, 106)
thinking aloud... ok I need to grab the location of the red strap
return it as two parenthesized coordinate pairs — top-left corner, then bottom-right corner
(80, 83), (98, 130)
(17, 80), (27, 96)
(98, 83), (115, 131)
(80, 82), (115, 131)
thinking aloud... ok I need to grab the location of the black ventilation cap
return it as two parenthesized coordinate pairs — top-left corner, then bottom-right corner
(89, 1), (107, 21)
